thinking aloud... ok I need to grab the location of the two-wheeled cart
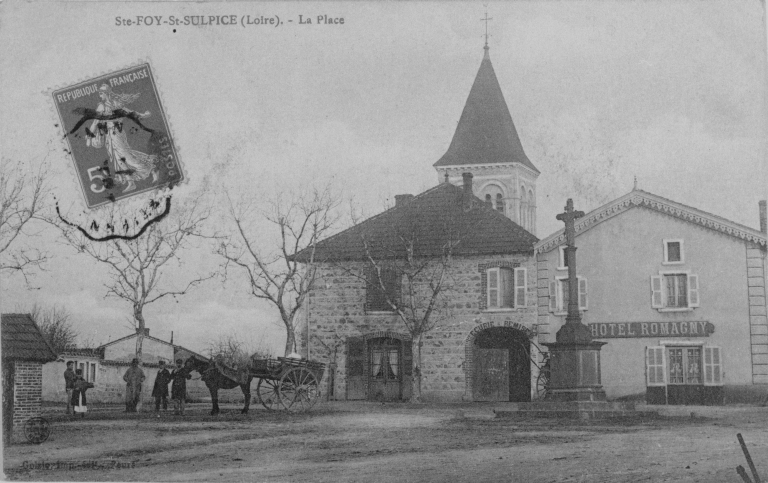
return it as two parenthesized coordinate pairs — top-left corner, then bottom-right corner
(249, 357), (326, 412)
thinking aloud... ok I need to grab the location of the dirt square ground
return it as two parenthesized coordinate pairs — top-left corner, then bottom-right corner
(3, 401), (767, 482)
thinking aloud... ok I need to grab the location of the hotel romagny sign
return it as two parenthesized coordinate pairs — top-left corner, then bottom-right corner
(589, 321), (714, 338)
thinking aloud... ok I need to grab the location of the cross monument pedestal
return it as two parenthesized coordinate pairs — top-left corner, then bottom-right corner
(497, 199), (652, 419)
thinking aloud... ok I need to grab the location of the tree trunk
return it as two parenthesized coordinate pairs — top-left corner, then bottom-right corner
(410, 336), (423, 403)
(284, 326), (296, 357)
(133, 305), (145, 412)
(134, 305), (145, 364)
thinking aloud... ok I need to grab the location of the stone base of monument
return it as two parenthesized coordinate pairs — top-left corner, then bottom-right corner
(494, 401), (656, 420)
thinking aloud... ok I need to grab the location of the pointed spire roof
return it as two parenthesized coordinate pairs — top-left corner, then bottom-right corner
(434, 47), (538, 173)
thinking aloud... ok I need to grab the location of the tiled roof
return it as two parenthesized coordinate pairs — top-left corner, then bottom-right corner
(58, 348), (104, 359)
(297, 182), (537, 262)
(434, 48), (538, 173)
(1, 314), (57, 362)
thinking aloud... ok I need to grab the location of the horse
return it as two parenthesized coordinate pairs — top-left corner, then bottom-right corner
(184, 356), (253, 415)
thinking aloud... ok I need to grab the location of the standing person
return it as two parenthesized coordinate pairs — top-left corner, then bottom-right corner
(71, 369), (94, 418)
(123, 358), (145, 413)
(170, 359), (191, 416)
(152, 360), (171, 417)
(64, 361), (75, 415)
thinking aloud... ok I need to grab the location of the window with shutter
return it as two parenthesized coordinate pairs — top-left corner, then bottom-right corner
(553, 276), (587, 313)
(646, 346), (666, 386)
(549, 281), (557, 312)
(651, 272), (699, 311)
(485, 267), (520, 309)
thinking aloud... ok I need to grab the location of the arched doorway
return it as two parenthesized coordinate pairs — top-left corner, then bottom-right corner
(472, 327), (531, 402)
(346, 332), (412, 402)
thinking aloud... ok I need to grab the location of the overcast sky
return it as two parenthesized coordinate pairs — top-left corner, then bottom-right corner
(1, 1), (766, 356)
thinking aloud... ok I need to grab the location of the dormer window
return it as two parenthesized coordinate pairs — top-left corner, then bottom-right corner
(663, 239), (684, 265)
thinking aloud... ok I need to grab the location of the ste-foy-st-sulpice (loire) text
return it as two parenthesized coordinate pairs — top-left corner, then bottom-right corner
(114, 15), (345, 28)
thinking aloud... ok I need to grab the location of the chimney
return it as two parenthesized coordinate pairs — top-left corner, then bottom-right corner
(395, 194), (414, 207)
(760, 200), (767, 234)
(462, 172), (473, 195)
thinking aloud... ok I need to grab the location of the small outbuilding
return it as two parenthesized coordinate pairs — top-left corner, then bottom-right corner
(2, 313), (57, 443)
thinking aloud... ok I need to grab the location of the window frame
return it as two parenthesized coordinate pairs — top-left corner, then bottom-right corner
(550, 275), (588, 315)
(365, 265), (401, 314)
(483, 266), (527, 311)
(557, 246), (569, 271)
(662, 239), (685, 265)
(647, 342), (722, 387)
(651, 271), (699, 312)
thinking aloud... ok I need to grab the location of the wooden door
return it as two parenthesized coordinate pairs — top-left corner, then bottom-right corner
(346, 338), (366, 400)
(368, 339), (402, 402)
(473, 348), (509, 401)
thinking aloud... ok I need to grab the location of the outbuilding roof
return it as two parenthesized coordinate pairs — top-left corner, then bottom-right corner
(1, 313), (57, 362)
(434, 47), (538, 173)
(296, 181), (537, 262)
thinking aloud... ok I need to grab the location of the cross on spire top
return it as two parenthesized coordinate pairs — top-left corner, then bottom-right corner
(481, 10), (493, 50)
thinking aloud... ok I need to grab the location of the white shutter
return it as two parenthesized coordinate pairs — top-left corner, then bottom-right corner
(549, 281), (557, 312)
(703, 346), (722, 386)
(646, 346), (666, 387)
(487, 268), (499, 308)
(514, 267), (527, 308)
(578, 277), (588, 310)
(651, 276), (663, 308)
(688, 274), (700, 308)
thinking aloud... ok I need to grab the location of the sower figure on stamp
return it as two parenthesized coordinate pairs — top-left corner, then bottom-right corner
(123, 358), (145, 413)
(64, 361), (75, 415)
(152, 360), (171, 417)
(85, 84), (160, 193)
(170, 359), (191, 416)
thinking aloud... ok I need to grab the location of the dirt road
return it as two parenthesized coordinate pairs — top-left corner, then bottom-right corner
(4, 402), (767, 482)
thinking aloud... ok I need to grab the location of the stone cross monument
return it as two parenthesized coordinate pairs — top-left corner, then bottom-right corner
(543, 198), (607, 402)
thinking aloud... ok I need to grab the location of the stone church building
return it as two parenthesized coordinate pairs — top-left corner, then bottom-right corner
(297, 44), (768, 404)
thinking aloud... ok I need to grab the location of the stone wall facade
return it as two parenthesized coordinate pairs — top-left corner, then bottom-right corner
(300, 253), (539, 402)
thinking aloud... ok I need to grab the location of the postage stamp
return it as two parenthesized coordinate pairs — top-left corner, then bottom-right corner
(53, 63), (183, 208)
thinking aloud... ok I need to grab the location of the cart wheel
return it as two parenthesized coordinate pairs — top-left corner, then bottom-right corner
(24, 417), (50, 444)
(256, 379), (280, 411)
(278, 367), (320, 412)
(535, 368), (550, 400)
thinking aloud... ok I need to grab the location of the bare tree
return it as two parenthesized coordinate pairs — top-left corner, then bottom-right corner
(56, 195), (215, 363)
(0, 159), (49, 284)
(25, 304), (78, 353)
(217, 185), (341, 357)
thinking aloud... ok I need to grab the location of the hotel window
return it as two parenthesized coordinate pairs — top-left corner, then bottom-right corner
(485, 267), (527, 310)
(663, 239), (684, 264)
(646, 346), (721, 387)
(365, 265), (401, 313)
(549, 276), (588, 313)
(557, 246), (570, 271)
(651, 272), (699, 311)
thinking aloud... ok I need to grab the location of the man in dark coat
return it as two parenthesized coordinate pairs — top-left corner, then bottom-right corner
(170, 359), (191, 415)
(152, 360), (171, 416)
(64, 361), (76, 414)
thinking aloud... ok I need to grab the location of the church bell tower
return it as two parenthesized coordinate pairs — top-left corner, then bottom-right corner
(433, 43), (539, 235)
